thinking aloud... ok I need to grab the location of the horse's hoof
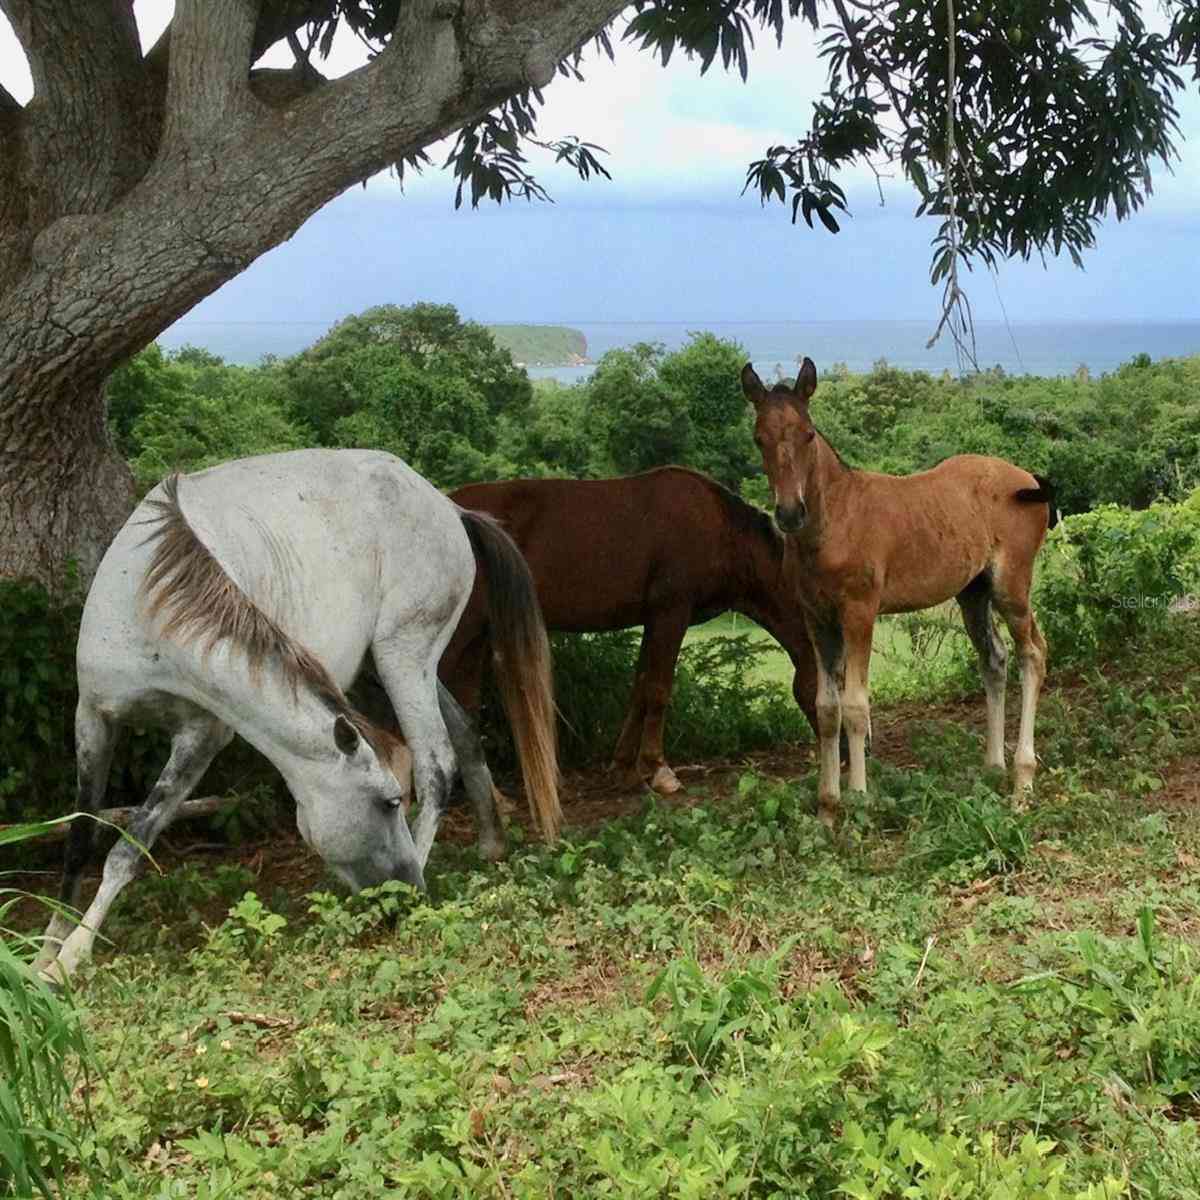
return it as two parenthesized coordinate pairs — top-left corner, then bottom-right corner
(36, 963), (67, 993)
(1011, 763), (1036, 797)
(30, 946), (62, 977)
(649, 766), (682, 796)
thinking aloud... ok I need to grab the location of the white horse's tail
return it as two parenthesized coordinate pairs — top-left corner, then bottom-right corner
(459, 510), (561, 841)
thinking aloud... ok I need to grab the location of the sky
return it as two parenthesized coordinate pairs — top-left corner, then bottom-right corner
(2, 2), (1199, 352)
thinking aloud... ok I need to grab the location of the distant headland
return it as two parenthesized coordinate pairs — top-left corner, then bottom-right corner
(485, 324), (591, 368)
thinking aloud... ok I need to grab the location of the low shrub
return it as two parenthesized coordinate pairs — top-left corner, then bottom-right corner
(1034, 497), (1200, 665)
(0, 577), (83, 821)
(0, 576), (275, 825)
(478, 629), (807, 773)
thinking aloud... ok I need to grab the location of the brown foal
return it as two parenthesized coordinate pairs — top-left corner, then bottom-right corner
(742, 358), (1055, 827)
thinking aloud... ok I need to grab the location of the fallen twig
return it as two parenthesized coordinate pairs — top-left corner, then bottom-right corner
(912, 935), (937, 991)
(3, 796), (235, 844)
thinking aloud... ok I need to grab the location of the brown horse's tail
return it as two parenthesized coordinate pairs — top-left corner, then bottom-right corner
(458, 510), (561, 841)
(1015, 474), (1060, 529)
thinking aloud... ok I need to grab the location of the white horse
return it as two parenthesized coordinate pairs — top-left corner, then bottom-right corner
(36, 449), (559, 981)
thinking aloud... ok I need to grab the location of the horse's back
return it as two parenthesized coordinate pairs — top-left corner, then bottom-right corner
(450, 468), (738, 629)
(83, 450), (473, 702)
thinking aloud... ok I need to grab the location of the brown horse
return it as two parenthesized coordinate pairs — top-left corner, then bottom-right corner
(441, 468), (821, 793)
(742, 358), (1055, 827)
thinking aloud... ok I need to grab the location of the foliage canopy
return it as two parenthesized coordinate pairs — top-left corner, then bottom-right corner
(296, 0), (1200, 280)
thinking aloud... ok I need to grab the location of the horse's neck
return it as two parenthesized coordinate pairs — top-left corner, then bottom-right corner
(734, 525), (806, 655)
(802, 435), (853, 542)
(194, 654), (335, 778)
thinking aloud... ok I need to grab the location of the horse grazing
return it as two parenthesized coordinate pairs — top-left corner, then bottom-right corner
(442, 468), (821, 794)
(742, 359), (1055, 827)
(36, 449), (558, 982)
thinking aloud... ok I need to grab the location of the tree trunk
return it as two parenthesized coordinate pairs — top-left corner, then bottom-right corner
(0, 372), (134, 588)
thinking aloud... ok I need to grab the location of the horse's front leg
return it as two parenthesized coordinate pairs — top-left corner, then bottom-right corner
(806, 615), (846, 828)
(840, 606), (877, 795)
(612, 634), (651, 788)
(374, 642), (458, 869)
(46, 713), (232, 984)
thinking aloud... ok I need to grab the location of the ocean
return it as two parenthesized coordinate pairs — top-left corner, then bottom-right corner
(159, 318), (1200, 380)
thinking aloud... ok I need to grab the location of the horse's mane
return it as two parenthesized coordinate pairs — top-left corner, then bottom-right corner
(703, 474), (785, 565)
(139, 475), (396, 756)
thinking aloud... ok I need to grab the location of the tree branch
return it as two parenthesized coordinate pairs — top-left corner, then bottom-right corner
(165, 0), (262, 145)
(0, 68), (29, 293)
(1, 796), (236, 844)
(0, 0), (152, 219)
(0, 0), (142, 108)
(0, 78), (20, 113)
(278, 0), (626, 194)
(0, 0), (629, 394)
(250, 65), (328, 109)
(146, 1), (338, 77)
(252, 0), (335, 61)
(830, 0), (912, 135)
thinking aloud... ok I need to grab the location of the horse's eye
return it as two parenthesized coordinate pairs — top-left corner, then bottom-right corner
(378, 796), (404, 813)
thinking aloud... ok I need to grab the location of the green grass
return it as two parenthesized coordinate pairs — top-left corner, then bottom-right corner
(2, 820), (103, 1200)
(26, 620), (1200, 1197)
(687, 606), (966, 700)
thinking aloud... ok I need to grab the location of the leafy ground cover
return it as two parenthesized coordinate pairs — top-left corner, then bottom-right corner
(10, 620), (1200, 1197)
(688, 609), (962, 699)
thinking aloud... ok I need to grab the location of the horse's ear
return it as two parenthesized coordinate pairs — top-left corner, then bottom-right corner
(334, 713), (360, 756)
(741, 363), (766, 404)
(794, 357), (817, 402)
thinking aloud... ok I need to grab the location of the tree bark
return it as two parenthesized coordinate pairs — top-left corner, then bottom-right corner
(0, 369), (135, 588)
(0, 0), (627, 590)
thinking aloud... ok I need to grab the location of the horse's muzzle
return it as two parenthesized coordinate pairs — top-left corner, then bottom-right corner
(775, 501), (808, 534)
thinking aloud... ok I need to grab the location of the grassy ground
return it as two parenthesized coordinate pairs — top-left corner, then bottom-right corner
(689, 607), (963, 700)
(21, 620), (1200, 1198)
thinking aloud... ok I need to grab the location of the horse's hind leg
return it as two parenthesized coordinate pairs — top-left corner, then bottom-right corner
(957, 572), (1009, 771)
(993, 579), (1048, 794)
(438, 683), (506, 863)
(45, 711), (232, 983)
(34, 702), (118, 973)
(440, 628), (489, 717)
(634, 606), (691, 795)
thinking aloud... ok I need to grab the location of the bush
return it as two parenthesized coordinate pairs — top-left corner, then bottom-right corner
(1034, 498), (1200, 664)
(0, 577), (272, 824)
(128, 364), (307, 493)
(477, 629), (807, 773)
(0, 578), (82, 821)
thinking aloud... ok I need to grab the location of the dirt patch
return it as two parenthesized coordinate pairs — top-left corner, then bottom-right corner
(1147, 755), (1200, 812)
